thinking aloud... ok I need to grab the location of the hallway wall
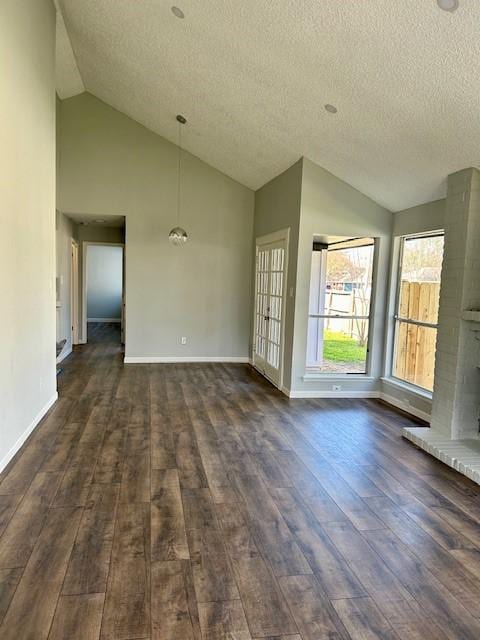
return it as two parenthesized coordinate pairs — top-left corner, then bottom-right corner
(0, 0), (57, 471)
(57, 93), (254, 361)
(86, 245), (123, 321)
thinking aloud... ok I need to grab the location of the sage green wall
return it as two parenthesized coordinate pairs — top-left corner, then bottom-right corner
(253, 157), (393, 395)
(57, 93), (254, 360)
(393, 198), (445, 237)
(0, 0), (56, 470)
(381, 197), (446, 421)
(253, 160), (303, 389)
(77, 226), (125, 244)
(291, 158), (393, 395)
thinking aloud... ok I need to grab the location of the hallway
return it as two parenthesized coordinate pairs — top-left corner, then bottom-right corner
(1, 336), (480, 639)
(87, 321), (122, 344)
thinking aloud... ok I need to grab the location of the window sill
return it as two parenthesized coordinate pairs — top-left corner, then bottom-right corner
(381, 376), (432, 400)
(303, 372), (375, 382)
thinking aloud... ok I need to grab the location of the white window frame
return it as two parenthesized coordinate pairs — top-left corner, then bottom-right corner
(306, 237), (378, 377)
(389, 230), (444, 394)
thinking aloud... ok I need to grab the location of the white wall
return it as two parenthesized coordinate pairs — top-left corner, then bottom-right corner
(0, 0), (56, 471)
(58, 93), (254, 361)
(86, 245), (123, 321)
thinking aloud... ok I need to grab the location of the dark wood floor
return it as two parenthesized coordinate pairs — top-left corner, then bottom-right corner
(1, 328), (480, 639)
(87, 321), (122, 343)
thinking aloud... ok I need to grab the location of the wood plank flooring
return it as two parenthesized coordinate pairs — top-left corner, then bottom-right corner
(1, 323), (480, 639)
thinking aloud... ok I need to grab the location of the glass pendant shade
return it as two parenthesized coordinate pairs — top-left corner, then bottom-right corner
(168, 226), (188, 245)
(169, 115), (189, 245)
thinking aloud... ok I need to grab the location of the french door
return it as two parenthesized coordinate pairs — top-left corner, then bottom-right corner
(253, 235), (287, 388)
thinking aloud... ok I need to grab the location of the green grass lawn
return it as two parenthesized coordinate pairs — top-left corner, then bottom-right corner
(323, 330), (367, 362)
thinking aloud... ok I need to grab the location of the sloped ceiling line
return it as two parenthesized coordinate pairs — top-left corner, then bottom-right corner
(55, 0), (85, 99)
(56, 1), (480, 211)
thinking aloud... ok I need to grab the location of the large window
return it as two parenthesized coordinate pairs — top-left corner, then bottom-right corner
(307, 237), (375, 373)
(392, 232), (444, 392)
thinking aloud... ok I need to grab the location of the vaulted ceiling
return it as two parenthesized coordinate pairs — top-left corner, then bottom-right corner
(56, 0), (480, 211)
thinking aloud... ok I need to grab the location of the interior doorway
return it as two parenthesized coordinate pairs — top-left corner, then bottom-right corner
(252, 229), (289, 389)
(83, 242), (125, 344)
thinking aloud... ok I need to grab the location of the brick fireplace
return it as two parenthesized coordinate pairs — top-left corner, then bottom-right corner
(404, 168), (480, 482)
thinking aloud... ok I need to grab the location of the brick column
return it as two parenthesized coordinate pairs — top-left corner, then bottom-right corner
(430, 168), (480, 439)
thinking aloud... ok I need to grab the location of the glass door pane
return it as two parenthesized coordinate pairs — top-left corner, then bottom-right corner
(253, 239), (287, 388)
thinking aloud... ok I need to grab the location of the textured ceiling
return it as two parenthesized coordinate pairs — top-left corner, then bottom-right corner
(58, 0), (480, 211)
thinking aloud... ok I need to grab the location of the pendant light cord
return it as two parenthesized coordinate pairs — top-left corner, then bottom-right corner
(177, 120), (182, 226)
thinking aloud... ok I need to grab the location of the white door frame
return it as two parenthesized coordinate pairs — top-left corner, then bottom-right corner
(82, 241), (125, 343)
(71, 240), (79, 345)
(252, 227), (289, 390)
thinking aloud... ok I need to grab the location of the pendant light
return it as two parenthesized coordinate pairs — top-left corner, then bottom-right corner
(168, 114), (189, 245)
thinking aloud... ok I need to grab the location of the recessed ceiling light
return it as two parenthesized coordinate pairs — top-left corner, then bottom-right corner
(324, 104), (338, 114)
(437, 0), (459, 12)
(171, 6), (185, 18)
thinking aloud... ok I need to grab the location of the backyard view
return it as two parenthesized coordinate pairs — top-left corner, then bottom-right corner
(307, 233), (444, 383)
(307, 238), (374, 373)
(323, 330), (367, 364)
(393, 233), (444, 391)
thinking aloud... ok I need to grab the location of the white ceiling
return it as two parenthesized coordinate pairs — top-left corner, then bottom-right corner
(57, 0), (480, 211)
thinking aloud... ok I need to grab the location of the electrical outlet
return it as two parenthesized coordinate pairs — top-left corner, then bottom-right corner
(332, 384), (341, 391)
(181, 337), (187, 345)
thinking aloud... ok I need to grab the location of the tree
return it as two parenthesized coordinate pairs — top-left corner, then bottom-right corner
(326, 246), (372, 347)
(326, 251), (364, 284)
(402, 236), (444, 281)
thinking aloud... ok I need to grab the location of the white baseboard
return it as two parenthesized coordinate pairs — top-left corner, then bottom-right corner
(380, 392), (431, 423)
(286, 389), (380, 399)
(87, 318), (121, 323)
(282, 386), (430, 421)
(124, 356), (250, 364)
(0, 392), (58, 474)
(56, 346), (72, 364)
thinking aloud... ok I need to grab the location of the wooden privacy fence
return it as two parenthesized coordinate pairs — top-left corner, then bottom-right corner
(394, 281), (440, 391)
